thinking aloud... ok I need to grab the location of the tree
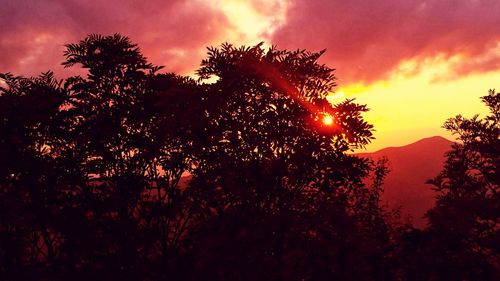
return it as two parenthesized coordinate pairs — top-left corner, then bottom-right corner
(183, 43), (397, 280)
(61, 34), (201, 278)
(0, 34), (200, 280)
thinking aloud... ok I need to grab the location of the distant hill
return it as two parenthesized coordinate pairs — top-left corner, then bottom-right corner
(358, 136), (454, 228)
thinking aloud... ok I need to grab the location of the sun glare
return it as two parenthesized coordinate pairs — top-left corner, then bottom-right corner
(322, 114), (334, 126)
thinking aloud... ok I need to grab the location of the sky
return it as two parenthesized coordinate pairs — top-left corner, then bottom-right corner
(1, 0), (500, 151)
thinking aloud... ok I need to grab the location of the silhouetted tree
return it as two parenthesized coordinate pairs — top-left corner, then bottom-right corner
(60, 34), (202, 279)
(183, 43), (398, 280)
(0, 35), (200, 280)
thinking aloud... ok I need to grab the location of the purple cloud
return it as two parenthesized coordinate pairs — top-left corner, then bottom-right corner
(272, 0), (500, 84)
(0, 0), (230, 77)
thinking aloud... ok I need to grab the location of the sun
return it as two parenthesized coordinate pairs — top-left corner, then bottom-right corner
(322, 114), (334, 126)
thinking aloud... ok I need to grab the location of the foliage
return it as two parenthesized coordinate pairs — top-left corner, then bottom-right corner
(1, 34), (401, 280)
(187, 43), (394, 280)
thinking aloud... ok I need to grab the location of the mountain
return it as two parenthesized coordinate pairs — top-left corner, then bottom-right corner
(358, 136), (454, 228)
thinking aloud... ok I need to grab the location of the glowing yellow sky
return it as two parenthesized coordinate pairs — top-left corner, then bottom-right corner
(334, 57), (500, 151)
(210, 0), (288, 46)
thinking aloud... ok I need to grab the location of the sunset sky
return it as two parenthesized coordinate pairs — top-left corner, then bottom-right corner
(2, 0), (499, 151)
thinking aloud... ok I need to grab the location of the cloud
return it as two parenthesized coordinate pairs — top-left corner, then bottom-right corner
(271, 0), (500, 84)
(435, 42), (500, 82)
(0, 0), (231, 77)
(4, 0), (500, 83)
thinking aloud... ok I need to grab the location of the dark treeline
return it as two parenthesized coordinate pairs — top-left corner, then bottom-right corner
(0, 34), (498, 280)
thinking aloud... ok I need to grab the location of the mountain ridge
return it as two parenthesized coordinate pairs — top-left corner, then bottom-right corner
(359, 136), (454, 228)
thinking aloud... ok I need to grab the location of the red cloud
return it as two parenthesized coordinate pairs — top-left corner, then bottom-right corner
(271, 0), (500, 84)
(0, 0), (230, 77)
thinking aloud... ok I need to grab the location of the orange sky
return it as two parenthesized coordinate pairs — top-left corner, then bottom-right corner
(1, 0), (499, 151)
